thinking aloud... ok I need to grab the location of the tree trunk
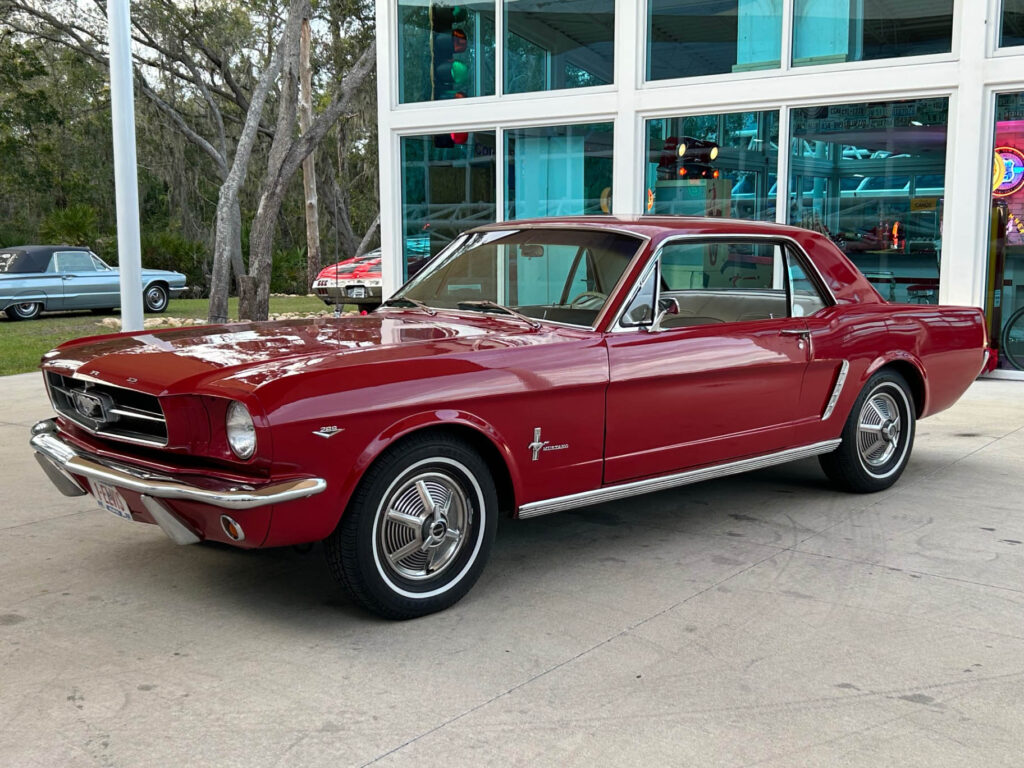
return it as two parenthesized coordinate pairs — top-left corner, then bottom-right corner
(239, 0), (306, 321)
(239, 186), (288, 320)
(209, 190), (241, 323)
(240, 13), (375, 321)
(299, 17), (321, 289)
(206, 44), (285, 323)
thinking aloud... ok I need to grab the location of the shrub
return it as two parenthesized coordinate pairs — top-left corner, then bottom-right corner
(269, 245), (309, 295)
(39, 204), (99, 246)
(141, 231), (210, 297)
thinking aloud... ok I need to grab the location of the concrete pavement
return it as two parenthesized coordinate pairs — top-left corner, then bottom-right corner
(1, 371), (1022, 767)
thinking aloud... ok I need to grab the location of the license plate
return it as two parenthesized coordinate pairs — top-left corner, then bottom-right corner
(89, 479), (133, 520)
(348, 286), (367, 298)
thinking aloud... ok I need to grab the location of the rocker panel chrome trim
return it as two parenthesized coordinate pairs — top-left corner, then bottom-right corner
(517, 439), (842, 518)
(822, 360), (851, 421)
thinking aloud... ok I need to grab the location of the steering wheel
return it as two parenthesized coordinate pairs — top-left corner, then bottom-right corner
(568, 291), (607, 309)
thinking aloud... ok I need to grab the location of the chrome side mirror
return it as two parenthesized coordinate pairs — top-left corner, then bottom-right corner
(649, 297), (679, 333)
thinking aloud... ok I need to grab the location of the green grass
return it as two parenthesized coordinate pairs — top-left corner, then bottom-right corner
(0, 296), (331, 377)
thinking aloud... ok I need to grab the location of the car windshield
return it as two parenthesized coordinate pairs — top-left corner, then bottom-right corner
(392, 228), (643, 327)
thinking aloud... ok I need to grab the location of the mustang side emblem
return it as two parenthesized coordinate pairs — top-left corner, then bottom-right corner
(529, 428), (568, 461)
(313, 426), (344, 439)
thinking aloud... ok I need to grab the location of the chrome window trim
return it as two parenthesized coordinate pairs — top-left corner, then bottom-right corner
(613, 254), (659, 332)
(609, 232), (838, 333)
(518, 439), (843, 518)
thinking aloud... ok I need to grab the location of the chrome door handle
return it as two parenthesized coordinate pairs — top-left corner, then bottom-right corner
(779, 328), (810, 337)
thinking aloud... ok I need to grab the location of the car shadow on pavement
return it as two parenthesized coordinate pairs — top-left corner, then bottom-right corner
(111, 458), (849, 623)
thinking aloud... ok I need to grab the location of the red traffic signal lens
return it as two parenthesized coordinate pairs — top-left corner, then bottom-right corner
(452, 28), (468, 53)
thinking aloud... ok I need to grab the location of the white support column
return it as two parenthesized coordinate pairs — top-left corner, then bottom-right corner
(775, 105), (791, 224)
(611, 0), (643, 216)
(378, 0), (402, 298)
(941, 0), (992, 308)
(107, 0), (143, 332)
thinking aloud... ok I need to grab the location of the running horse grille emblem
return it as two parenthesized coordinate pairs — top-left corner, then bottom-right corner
(72, 390), (113, 425)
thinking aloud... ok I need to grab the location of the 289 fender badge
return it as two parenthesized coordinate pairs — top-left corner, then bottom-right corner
(313, 426), (344, 439)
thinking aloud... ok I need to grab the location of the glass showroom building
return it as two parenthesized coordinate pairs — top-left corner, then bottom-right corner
(375, 0), (1024, 375)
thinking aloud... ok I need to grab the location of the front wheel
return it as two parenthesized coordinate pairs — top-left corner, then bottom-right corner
(325, 433), (498, 619)
(143, 284), (168, 313)
(819, 370), (916, 493)
(5, 301), (42, 321)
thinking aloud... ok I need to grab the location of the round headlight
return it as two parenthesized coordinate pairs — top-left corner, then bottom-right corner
(226, 401), (256, 460)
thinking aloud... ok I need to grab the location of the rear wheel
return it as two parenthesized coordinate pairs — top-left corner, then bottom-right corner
(5, 302), (41, 321)
(819, 370), (916, 493)
(324, 433), (498, 619)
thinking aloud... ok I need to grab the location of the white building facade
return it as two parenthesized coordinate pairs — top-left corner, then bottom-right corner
(375, 0), (1024, 376)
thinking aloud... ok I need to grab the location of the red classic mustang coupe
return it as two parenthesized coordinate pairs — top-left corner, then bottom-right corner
(30, 217), (990, 618)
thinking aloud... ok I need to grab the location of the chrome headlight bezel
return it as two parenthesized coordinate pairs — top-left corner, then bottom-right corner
(225, 401), (257, 460)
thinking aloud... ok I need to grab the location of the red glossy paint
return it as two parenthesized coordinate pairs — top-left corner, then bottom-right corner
(37, 217), (988, 548)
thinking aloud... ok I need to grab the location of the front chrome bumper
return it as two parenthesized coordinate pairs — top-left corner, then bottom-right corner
(30, 419), (326, 510)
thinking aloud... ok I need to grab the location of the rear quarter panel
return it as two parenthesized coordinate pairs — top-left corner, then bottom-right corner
(800, 303), (987, 447)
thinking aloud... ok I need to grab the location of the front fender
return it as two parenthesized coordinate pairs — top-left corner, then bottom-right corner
(335, 409), (523, 516)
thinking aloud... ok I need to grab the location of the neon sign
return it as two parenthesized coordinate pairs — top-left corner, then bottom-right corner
(994, 146), (1024, 197)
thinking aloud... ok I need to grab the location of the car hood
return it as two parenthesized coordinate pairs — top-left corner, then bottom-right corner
(42, 311), (577, 397)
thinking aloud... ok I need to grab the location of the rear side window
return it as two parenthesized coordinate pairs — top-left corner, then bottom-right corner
(620, 239), (830, 328)
(0, 250), (53, 273)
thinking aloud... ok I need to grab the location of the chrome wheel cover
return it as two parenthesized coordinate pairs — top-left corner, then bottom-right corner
(145, 286), (167, 311)
(12, 302), (39, 318)
(857, 390), (901, 468)
(376, 469), (472, 582)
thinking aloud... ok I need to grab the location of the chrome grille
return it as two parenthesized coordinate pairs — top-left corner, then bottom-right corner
(46, 372), (168, 446)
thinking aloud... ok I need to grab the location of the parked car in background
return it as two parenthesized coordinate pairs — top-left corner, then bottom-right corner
(313, 248), (433, 311)
(313, 250), (384, 310)
(0, 245), (188, 320)
(31, 217), (990, 619)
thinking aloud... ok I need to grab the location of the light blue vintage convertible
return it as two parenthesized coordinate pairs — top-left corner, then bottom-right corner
(0, 245), (188, 320)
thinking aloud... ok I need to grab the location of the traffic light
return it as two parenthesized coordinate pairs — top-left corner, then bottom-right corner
(431, 4), (470, 99)
(654, 136), (721, 181)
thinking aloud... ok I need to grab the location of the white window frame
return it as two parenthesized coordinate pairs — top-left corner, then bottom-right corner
(373, 0), (1024, 363)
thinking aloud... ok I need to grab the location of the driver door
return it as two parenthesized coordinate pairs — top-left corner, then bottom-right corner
(603, 238), (819, 484)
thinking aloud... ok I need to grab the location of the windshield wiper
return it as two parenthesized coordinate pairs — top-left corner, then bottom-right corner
(381, 296), (437, 316)
(456, 300), (541, 330)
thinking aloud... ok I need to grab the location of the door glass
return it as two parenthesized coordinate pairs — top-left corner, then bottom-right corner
(55, 252), (96, 272)
(623, 240), (795, 329)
